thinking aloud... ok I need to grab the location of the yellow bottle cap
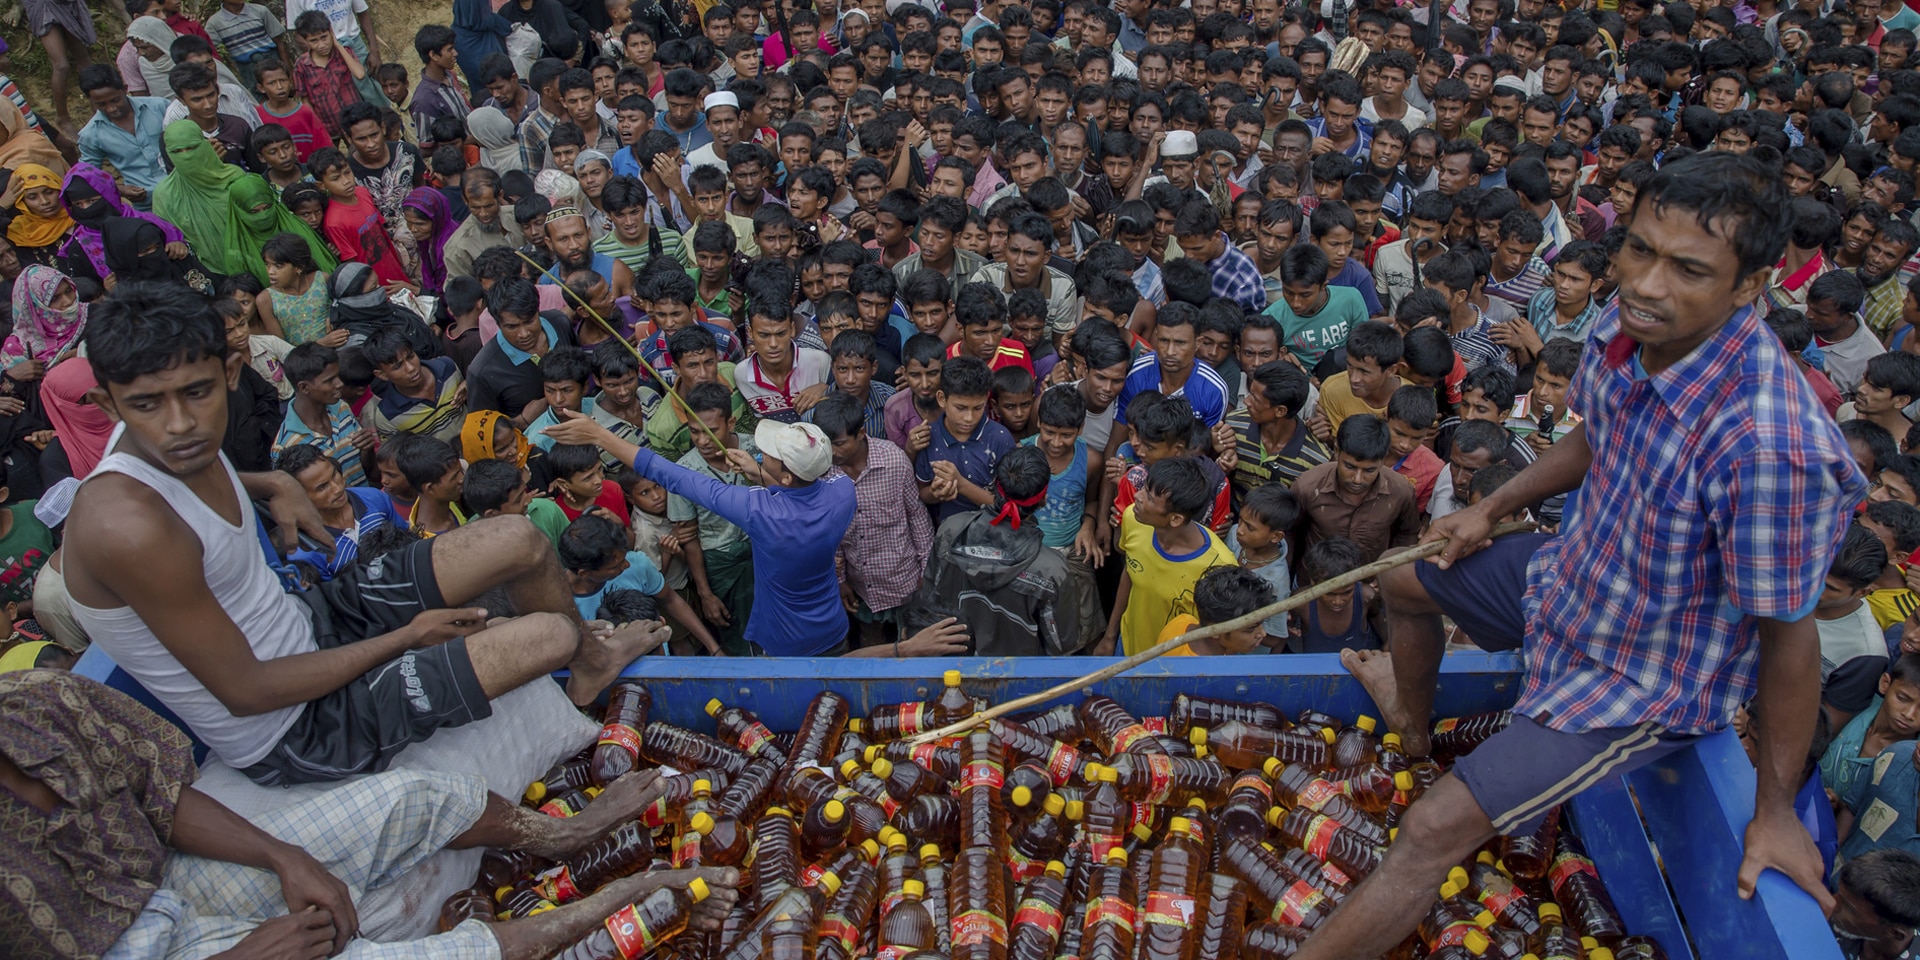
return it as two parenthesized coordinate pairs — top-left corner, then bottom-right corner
(1394, 771), (1415, 791)
(1186, 798), (1207, 812)
(585, 786), (602, 799)
(875, 826), (896, 844)
(1012, 785), (1034, 807)
(862, 839), (880, 859)
(1473, 909), (1496, 928)
(524, 781), (547, 803)
(1044, 793), (1066, 816)
(706, 698), (724, 716)
(1194, 744), (1210, 760)
(1538, 902), (1561, 921)
(1390, 827), (1399, 842)
(816, 872), (842, 896)
(693, 778), (712, 795)
(823, 799), (846, 823)
(1320, 727), (1337, 744)
(1106, 847), (1130, 865)
(1099, 765), (1119, 783)
(1131, 823), (1154, 842)
(528, 902), (555, 916)
(1190, 727), (1208, 746)
(1439, 879), (1459, 898)
(1476, 850), (1496, 866)
(1261, 841), (1276, 852)
(872, 757), (895, 778)
(1448, 866), (1470, 888)
(887, 832), (907, 852)
(1496, 859), (1513, 876)
(690, 811), (715, 833)
(1463, 929), (1490, 955)
(1065, 799), (1085, 821)
(1045, 859), (1067, 878)
(1581, 937), (1600, 949)
(1265, 805), (1285, 827)
(1356, 715), (1377, 733)
(903, 878), (925, 898)
(920, 843), (942, 860)
(1263, 757), (1285, 778)
(840, 759), (861, 779)
(765, 806), (792, 818)
(494, 885), (514, 901)
(1382, 732), (1402, 748)
(689, 877), (711, 902)
(1169, 816), (1193, 834)
(848, 718), (865, 734)
(944, 669), (962, 685)
(864, 745), (882, 763)
(1590, 950), (1616, 960)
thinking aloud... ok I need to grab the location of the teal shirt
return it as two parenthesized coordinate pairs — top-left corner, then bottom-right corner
(1821, 696), (1884, 807)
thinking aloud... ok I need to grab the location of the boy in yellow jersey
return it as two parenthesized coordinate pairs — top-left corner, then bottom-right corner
(1158, 565), (1278, 655)
(1101, 457), (1239, 655)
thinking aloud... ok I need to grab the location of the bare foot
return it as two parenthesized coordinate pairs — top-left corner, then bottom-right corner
(566, 619), (669, 705)
(1341, 647), (1429, 756)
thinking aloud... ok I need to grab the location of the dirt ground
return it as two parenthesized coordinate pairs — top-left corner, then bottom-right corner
(1, 0), (450, 125)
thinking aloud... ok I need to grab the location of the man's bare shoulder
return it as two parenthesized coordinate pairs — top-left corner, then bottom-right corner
(68, 473), (193, 558)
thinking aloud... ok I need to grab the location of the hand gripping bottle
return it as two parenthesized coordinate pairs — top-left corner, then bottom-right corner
(957, 729), (1010, 858)
(870, 754), (948, 804)
(1275, 806), (1384, 880)
(752, 807), (801, 909)
(1009, 792), (1074, 882)
(1548, 829), (1626, 946)
(1007, 859), (1072, 960)
(1169, 693), (1288, 738)
(707, 698), (781, 758)
(1456, 854), (1541, 937)
(529, 820), (652, 904)
(641, 722), (751, 777)
(949, 844), (1012, 960)
(1241, 921), (1309, 960)
(552, 879), (709, 960)
(788, 690), (852, 766)
(591, 681), (653, 786)
(919, 842), (954, 954)
(1081, 848), (1138, 960)
(1418, 880), (1494, 955)
(1137, 817), (1209, 960)
(1266, 760), (1388, 844)
(876, 879), (938, 960)
(1080, 694), (1168, 756)
(1329, 715), (1381, 768)
(1194, 872), (1248, 960)
(935, 669), (977, 725)
(1193, 722), (1332, 772)
(988, 716), (1088, 786)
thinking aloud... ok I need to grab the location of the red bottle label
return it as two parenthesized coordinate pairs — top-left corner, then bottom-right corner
(1231, 771), (1274, 804)
(875, 790), (901, 818)
(1045, 742), (1082, 786)
(1272, 881), (1328, 927)
(1480, 886), (1521, 917)
(961, 757), (1005, 791)
(603, 903), (657, 960)
(801, 863), (826, 886)
(533, 865), (581, 904)
(1129, 801), (1155, 832)
(537, 796), (581, 818)
(910, 742), (946, 771)
(1084, 895), (1137, 935)
(1322, 863), (1353, 888)
(671, 830), (701, 867)
(1143, 753), (1175, 804)
(1142, 890), (1197, 928)
(1110, 723), (1153, 754)
(639, 796), (670, 828)
(1432, 918), (1476, 949)
(1433, 718), (1460, 736)
(1089, 830), (1123, 863)
(882, 703), (929, 737)
(1009, 847), (1047, 883)
(952, 908), (1010, 946)
(878, 888), (906, 918)
(1014, 897), (1066, 939)
(820, 916), (861, 950)
(597, 723), (642, 757)
(1142, 716), (1169, 735)
(1548, 853), (1599, 892)
(1297, 778), (1341, 811)
(1302, 814), (1341, 860)
(738, 722), (777, 756)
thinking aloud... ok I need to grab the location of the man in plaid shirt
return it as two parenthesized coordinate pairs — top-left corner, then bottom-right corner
(1295, 152), (1868, 959)
(1173, 199), (1270, 314)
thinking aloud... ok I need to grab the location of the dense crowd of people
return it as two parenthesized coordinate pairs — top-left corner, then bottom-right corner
(9, 0), (1920, 953)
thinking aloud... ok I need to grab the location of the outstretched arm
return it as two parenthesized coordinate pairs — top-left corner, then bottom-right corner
(542, 410), (760, 529)
(1738, 613), (1837, 913)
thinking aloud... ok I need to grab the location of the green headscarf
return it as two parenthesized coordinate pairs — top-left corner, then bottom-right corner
(226, 176), (338, 285)
(152, 120), (246, 277)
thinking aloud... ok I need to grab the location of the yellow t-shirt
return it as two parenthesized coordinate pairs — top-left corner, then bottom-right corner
(1867, 587), (1918, 631)
(1159, 614), (1200, 656)
(1318, 371), (1408, 437)
(1118, 506), (1238, 656)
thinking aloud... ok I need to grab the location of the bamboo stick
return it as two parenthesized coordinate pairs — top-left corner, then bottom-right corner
(901, 519), (1539, 746)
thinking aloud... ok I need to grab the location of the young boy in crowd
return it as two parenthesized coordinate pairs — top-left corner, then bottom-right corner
(902, 271), (958, 344)
(1226, 482), (1298, 649)
(1861, 500), (1920, 629)
(371, 436), (414, 518)
(1157, 565), (1280, 656)
(463, 456), (570, 545)
(821, 329), (894, 439)
(1822, 653), (1920, 810)
(556, 513), (718, 654)
(1113, 393), (1234, 531)
(1315, 320), (1407, 438)
(361, 326), (466, 443)
(253, 57), (334, 160)
(1846, 352), (1920, 441)
(1292, 414), (1420, 563)
(1290, 536), (1384, 654)
(527, 346), (600, 453)
(1009, 288), (1057, 380)
(914, 355), (1015, 525)
(392, 433), (467, 535)
(672, 381), (758, 656)
(991, 365), (1038, 441)
(1025, 385), (1104, 639)
(207, 0), (291, 90)
(273, 342), (371, 486)
(1195, 299), (1244, 407)
(885, 333), (945, 457)
(1822, 524), (1898, 730)
(1104, 456), (1240, 655)
(310, 147), (409, 285)
(1386, 384), (1445, 513)
(737, 301), (833, 424)
(615, 470), (690, 634)
(547, 442), (632, 527)
(290, 11), (366, 140)
(948, 281), (1036, 373)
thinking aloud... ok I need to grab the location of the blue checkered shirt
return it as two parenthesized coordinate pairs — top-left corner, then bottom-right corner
(1205, 236), (1269, 313)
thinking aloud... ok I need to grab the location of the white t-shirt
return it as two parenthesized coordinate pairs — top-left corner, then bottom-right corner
(736, 346), (832, 423)
(1817, 323), (1888, 395)
(1360, 98), (1428, 131)
(285, 0), (367, 41)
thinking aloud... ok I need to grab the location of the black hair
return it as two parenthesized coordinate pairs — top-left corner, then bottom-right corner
(284, 342), (338, 387)
(992, 365), (1035, 402)
(994, 445), (1052, 520)
(395, 434), (460, 490)
(1832, 522), (1891, 591)
(1808, 270), (1867, 316)
(1387, 384), (1438, 431)
(1249, 360), (1311, 420)
(811, 390), (866, 441)
(1536, 340), (1583, 381)
(1280, 243), (1331, 286)
(463, 458), (529, 514)
(1867, 353), (1920, 404)
(1866, 500), (1920, 554)
(1037, 383), (1087, 431)
(1335, 414), (1392, 462)
(684, 380), (735, 418)
(597, 588), (660, 624)
(1242, 482), (1300, 532)
(1837, 850), (1920, 927)
(1633, 151), (1791, 283)
(1462, 366), (1518, 415)
(1468, 462), (1520, 500)
(1142, 456), (1210, 520)
(275, 442), (336, 479)
(1345, 321), (1404, 368)
(540, 345), (594, 387)
(86, 282), (227, 387)
(1134, 394), (1196, 448)
(1843, 419), (1900, 477)
(955, 282), (1008, 331)
(546, 442), (604, 482)
(558, 513), (629, 571)
(1453, 419), (1512, 462)
(939, 355), (993, 399)
(1299, 535), (1362, 586)
(1193, 565), (1278, 626)
(1401, 326), (1456, 384)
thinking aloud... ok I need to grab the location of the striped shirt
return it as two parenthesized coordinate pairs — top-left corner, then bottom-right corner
(1486, 257), (1552, 312)
(1220, 411), (1332, 501)
(1449, 307), (1516, 375)
(1516, 303), (1868, 734)
(1864, 273), (1907, 341)
(272, 400), (367, 486)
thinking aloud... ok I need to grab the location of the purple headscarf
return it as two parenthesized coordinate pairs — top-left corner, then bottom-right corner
(402, 186), (457, 296)
(57, 162), (184, 282)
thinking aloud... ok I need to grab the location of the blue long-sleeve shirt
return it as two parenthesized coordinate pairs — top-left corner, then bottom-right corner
(453, 0), (512, 101)
(629, 448), (856, 655)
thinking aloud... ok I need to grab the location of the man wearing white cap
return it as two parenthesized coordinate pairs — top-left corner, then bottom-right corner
(1139, 130), (1207, 205)
(685, 92), (742, 175)
(542, 413), (861, 657)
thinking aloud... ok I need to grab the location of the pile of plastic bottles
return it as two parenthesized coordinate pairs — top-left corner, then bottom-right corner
(439, 671), (1672, 960)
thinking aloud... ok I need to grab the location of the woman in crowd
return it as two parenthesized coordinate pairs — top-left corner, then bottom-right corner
(2, 265), (86, 375)
(402, 186), (458, 297)
(101, 216), (218, 296)
(5, 164), (73, 267)
(227, 176), (338, 288)
(56, 162), (185, 289)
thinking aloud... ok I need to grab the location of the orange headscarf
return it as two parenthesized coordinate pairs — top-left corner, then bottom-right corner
(6, 164), (72, 249)
(461, 410), (529, 467)
(0, 100), (66, 177)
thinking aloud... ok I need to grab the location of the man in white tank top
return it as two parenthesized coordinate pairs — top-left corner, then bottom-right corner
(62, 283), (666, 787)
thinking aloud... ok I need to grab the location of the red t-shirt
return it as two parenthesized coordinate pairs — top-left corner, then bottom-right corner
(555, 479), (632, 526)
(323, 186), (408, 286)
(1394, 444), (1445, 513)
(947, 337), (1036, 375)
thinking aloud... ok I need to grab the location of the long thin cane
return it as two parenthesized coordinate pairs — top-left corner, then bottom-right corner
(901, 519), (1540, 746)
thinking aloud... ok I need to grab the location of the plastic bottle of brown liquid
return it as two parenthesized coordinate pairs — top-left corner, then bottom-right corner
(591, 681), (653, 786)
(918, 842), (953, 954)
(935, 669), (977, 725)
(841, 758), (903, 816)
(526, 756), (594, 804)
(1004, 859), (1071, 960)
(869, 755), (945, 808)
(957, 728), (1010, 858)
(1241, 920), (1309, 960)
(1528, 902), (1582, 960)
(1615, 935), (1670, 959)
(1275, 807), (1384, 880)
(1323, 761), (1398, 815)
(876, 878), (938, 960)
(987, 717), (1088, 786)
(894, 792), (960, 851)
(1217, 768), (1277, 847)
(1081, 694), (1167, 756)
(1500, 807), (1560, 882)
(1429, 711), (1513, 763)
(753, 806), (801, 909)
(1330, 715), (1380, 768)
(865, 697), (937, 742)
(536, 787), (592, 819)
(477, 849), (540, 894)
(1548, 830), (1627, 946)
(763, 914), (819, 960)
(1419, 881), (1495, 954)
(496, 886), (556, 919)
(1082, 763), (1130, 863)
(1192, 723), (1332, 772)
(712, 873), (843, 960)
(1424, 929), (1491, 960)
(1376, 732), (1411, 771)
(707, 697), (781, 758)
(1002, 759), (1055, 819)
(1008, 792), (1073, 882)
(1455, 854), (1541, 937)
(1102, 751), (1232, 807)
(949, 844), (1011, 960)
(873, 827), (916, 918)
(642, 722), (751, 777)
(438, 887), (495, 932)
(833, 727), (873, 770)
(552, 878), (709, 960)
(714, 754), (783, 822)
(1018, 702), (1085, 743)
(1137, 817), (1209, 960)
(815, 844), (882, 960)
(688, 811), (749, 866)
(788, 690), (852, 766)
(1193, 872), (1247, 960)
(800, 798), (853, 861)
(1169, 693), (1288, 738)
(1266, 761), (1388, 844)
(784, 764), (888, 844)
(1082, 848), (1138, 960)
(873, 740), (963, 781)
(528, 819), (652, 904)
